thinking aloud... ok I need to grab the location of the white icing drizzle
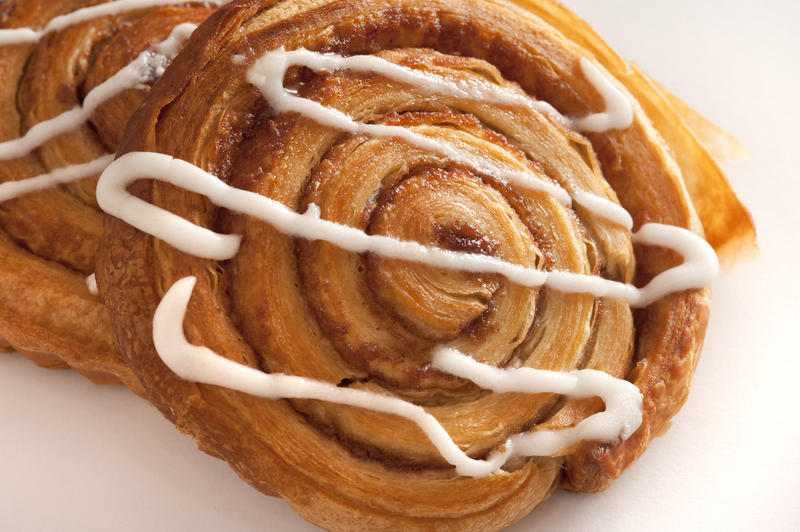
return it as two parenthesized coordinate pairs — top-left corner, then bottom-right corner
(262, 48), (569, 125)
(0, 154), (113, 202)
(0, 23), (198, 162)
(151, 21), (197, 58)
(97, 153), (242, 260)
(96, 151), (717, 307)
(248, 49), (572, 204)
(93, 44), (711, 478)
(0, 28), (40, 46)
(572, 58), (635, 133)
(433, 347), (642, 458)
(245, 49), (635, 228)
(572, 190), (634, 231)
(0, 23), (198, 204)
(0, 0), (228, 46)
(154, 276), (642, 477)
(85, 273), (99, 296)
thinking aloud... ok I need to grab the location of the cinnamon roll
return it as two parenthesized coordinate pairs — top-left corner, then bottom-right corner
(0, 0), (219, 389)
(95, 0), (755, 529)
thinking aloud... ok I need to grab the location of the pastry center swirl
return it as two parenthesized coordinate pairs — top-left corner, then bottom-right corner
(368, 167), (510, 342)
(294, 108), (545, 393)
(223, 49), (622, 431)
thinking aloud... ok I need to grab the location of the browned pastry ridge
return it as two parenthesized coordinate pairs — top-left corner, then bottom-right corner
(96, 0), (756, 530)
(0, 0), (215, 390)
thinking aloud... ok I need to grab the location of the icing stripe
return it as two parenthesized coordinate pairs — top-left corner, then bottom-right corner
(247, 49), (571, 204)
(0, 0), (227, 46)
(0, 24), (197, 203)
(86, 273), (99, 296)
(0, 154), (113, 202)
(96, 151), (717, 308)
(572, 58), (635, 133)
(153, 276), (642, 478)
(246, 48), (635, 227)
(0, 23), (198, 162)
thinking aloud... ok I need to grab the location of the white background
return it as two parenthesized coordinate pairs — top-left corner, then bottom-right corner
(1, 1), (798, 530)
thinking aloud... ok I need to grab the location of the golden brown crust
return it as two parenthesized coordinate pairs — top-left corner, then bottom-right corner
(97, 0), (754, 529)
(0, 0), (214, 390)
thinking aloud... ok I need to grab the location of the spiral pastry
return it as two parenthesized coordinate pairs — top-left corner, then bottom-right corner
(0, 0), (217, 389)
(96, 0), (755, 529)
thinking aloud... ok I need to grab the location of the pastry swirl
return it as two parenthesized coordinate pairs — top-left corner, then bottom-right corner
(0, 0), (216, 388)
(96, 0), (754, 529)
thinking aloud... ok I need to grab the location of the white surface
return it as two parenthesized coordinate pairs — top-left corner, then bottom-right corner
(2, 1), (799, 530)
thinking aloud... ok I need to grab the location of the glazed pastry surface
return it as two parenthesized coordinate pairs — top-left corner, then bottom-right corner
(94, 0), (753, 530)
